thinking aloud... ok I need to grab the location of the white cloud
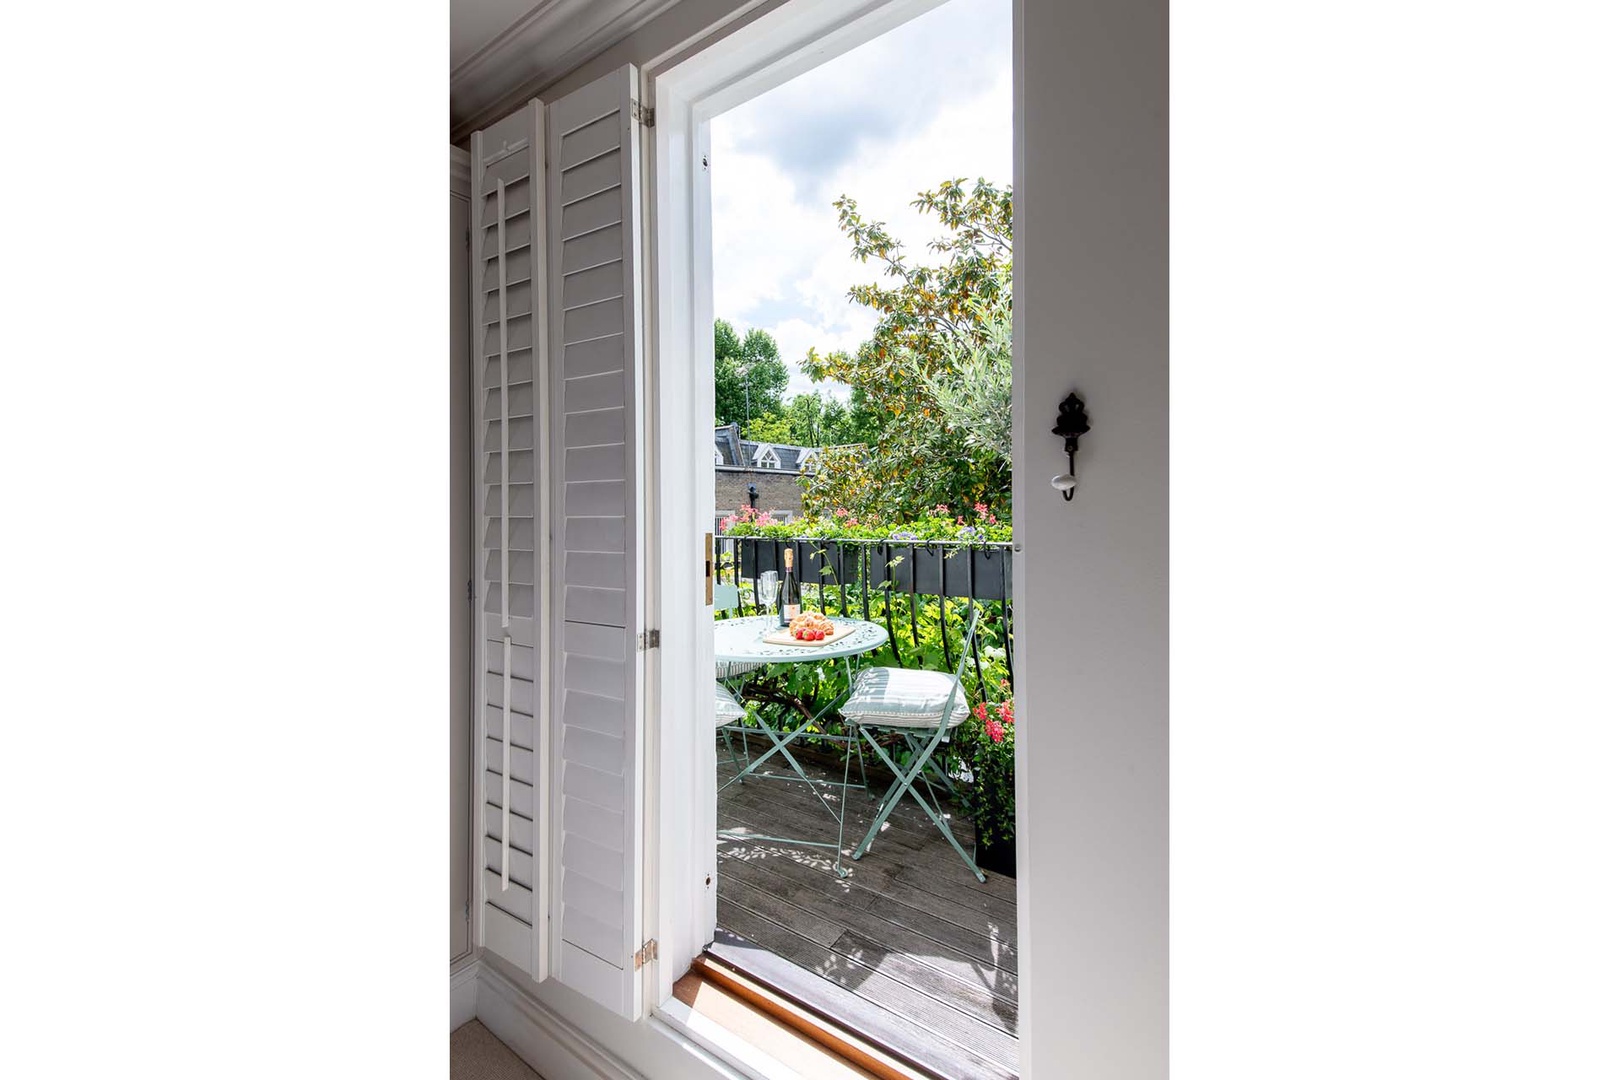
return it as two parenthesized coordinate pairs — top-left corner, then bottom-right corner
(710, 0), (1012, 413)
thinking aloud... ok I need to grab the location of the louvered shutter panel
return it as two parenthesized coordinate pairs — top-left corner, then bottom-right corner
(472, 100), (549, 982)
(546, 64), (647, 1020)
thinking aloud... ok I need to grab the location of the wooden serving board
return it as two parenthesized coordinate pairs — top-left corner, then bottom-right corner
(761, 623), (858, 647)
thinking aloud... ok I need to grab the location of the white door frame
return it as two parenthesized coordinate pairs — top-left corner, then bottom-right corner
(640, 0), (967, 1011)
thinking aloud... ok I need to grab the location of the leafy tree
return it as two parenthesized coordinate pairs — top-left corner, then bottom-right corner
(802, 179), (1013, 519)
(742, 388), (890, 450)
(713, 320), (788, 427)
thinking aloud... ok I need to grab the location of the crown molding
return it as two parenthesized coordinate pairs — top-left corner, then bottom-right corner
(450, 0), (681, 144)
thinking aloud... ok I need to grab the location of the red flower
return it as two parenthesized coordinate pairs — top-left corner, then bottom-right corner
(986, 716), (1005, 743)
(973, 702), (989, 723)
(974, 502), (989, 516)
(997, 701), (1014, 726)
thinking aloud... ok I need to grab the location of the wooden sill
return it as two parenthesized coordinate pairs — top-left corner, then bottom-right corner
(678, 954), (935, 1080)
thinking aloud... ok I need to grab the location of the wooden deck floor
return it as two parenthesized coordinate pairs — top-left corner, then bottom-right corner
(714, 742), (1019, 1080)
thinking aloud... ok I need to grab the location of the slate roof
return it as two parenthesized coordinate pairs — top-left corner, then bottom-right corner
(712, 423), (818, 473)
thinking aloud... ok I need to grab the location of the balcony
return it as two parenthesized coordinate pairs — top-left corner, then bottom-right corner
(711, 534), (1018, 1079)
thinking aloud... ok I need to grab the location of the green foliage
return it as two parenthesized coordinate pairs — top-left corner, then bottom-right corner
(741, 390), (881, 448)
(801, 178), (1014, 521)
(958, 698), (1016, 847)
(713, 319), (788, 427)
(718, 505), (1009, 542)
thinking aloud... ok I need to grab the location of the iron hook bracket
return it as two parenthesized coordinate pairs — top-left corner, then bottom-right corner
(1051, 392), (1090, 501)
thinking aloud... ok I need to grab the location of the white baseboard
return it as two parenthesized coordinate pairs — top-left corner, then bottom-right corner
(475, 957), (641, 1080)
(451, 956), (480, 1031)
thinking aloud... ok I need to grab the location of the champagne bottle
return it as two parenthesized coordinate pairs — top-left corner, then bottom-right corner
(779, 548), (800, 627)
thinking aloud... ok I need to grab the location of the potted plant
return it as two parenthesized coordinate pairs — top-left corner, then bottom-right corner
(963, 697), (1017, 877)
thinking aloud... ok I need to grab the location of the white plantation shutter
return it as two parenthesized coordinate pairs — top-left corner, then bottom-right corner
(546, 64), (647, 1020)
(472, 100), (549, 981)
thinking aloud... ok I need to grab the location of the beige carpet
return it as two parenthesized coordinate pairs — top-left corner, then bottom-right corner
(451, 1021), (543, 1080)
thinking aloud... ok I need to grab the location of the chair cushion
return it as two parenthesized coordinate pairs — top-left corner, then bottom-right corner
(714, 682), (747, 726)
(839, 667), (970, 729)
(716, 660), (764, 680)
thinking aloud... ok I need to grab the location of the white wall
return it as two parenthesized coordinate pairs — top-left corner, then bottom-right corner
(1011, 0), (1168, 1075)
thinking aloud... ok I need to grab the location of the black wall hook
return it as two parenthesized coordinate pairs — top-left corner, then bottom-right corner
(1051, 392), (1090, 501)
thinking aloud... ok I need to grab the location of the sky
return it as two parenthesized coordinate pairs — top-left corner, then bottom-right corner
(710, 0), (1012, 402)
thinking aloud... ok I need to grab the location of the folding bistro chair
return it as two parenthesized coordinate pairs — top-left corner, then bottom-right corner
(713, 579), (764, 685)
(838, 601), (984, 881)
(712, 568), (763, 779)
(714, 681), (748, 780)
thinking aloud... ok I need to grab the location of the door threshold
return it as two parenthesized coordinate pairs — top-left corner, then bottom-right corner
(703, 928), (1009, 1080)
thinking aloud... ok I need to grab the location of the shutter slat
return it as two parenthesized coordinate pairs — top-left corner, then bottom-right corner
(561, 334), (626, 379)
(561, 227), (622, 275)
(485, 771), (537, 819)
(558, 112), (620, 170)
(484, 836), (536, 889)
(484, 802), (538, 853)
(563, 479), (626, 517)
(561, 151), (621, 205)
(561, 187), (623, 241)
(484, 704), (536, 748)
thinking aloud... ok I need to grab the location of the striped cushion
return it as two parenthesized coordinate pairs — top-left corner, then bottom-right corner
(839, 667), (970, 729)
(716, 660), (764, 680)
(714, 682), (747, 726)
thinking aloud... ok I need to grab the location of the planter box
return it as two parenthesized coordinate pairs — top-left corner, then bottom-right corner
(734, 536), (1011, 599)
(876, 544), (1010, 599)
(974, 820), (1017, 878)
(737, 539), (849, 588)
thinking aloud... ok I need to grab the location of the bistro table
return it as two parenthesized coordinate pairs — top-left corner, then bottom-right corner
(714, 614), (889, 873)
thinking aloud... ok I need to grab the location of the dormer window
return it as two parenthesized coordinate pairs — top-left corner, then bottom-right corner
(714, 446), (724, 465)
(798, 448), (820, 473)
(754, 445), (781, 470)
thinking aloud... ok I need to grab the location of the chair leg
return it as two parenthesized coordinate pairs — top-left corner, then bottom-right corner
(833, 722), (857, 877)
(720, 727), (744, 780)
(851, 728), (985, 883)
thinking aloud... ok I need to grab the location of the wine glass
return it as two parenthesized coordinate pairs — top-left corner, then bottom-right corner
(757, 571), (780, 617)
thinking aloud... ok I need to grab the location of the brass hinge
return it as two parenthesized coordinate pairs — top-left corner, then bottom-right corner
(638, 630), (661, 651)
(632, 102), (655, 127)
(632, 938), (658, 970)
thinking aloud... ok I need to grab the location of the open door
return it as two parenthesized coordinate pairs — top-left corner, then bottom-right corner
(546, 64), (649, 1021)
(472, 99), (550, 983)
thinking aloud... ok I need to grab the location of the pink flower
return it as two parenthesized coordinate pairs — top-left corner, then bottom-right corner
(986, 717), (1005, 743)
(973, 702), (989, 723)
(997, 701), (1014, 727)
(974, 502), (989, 516)
(934, 504), (950, 515)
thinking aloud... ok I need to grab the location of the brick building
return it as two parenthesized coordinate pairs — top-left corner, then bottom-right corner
(712, 423), (820, 531)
